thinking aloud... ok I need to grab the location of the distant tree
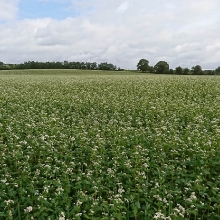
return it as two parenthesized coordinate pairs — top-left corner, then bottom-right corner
(55, 62), (63, 69)
(192, 65), (203, 75)
(0, 65), (10, 70)
(0, 61), (6, 70)
(148, 66), (154, 73)
(169, 69), (174, 74)
(183, 68), (190, 75)
(75, 62), (81, 69)
(154, 61), (169, 74)
(215, 67), (220, 75)
(85, 62), (97, 70)
(63, 61), (70, 69)
(98, 62), (116, 70)
(203, 70), (215, 75)
(80, 62), (86, 69)
(175, 66), (183, 75)
(17, 64), (25, 69)
(90, 62), (97, 70)
(10, 60), (117, 71)
(85, 62), (91, 70)
(137, 59), (149, 72)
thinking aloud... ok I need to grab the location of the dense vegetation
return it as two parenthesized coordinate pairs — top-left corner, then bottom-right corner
(1, 59), (220, 75)
(0, 71), (220, 219)
(137, 59), (220, 75)
(0, 61), (121, 71)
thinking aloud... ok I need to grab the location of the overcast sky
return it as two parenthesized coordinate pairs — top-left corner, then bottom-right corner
(0, 0), (220, 69)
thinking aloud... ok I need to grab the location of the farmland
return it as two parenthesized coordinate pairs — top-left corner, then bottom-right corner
(0, 70), (220, 219)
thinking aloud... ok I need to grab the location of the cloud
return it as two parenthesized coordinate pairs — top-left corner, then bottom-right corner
(0, 0), (19, 21)
(117, 1), (129, 13)
(1, 0), (220, 69)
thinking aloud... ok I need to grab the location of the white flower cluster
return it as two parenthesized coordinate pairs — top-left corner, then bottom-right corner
(186, 192), (197, 202)
(153, 210), (171, 220)
(172, 204), (185, 218)
(4, 200), (14, 205)
(59, 211), (65, 220)
(24, 206), (33, 213)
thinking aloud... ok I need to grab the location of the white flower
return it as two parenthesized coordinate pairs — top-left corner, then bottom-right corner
(75, 213), (82, 217)
(76, 200), (82, 206)
(9, 210), (12, 217)
(24, 206), (33, 213)
(56, 187), (64, 194)
(59, 211), (65, 220)
(4, 200), (14, 205)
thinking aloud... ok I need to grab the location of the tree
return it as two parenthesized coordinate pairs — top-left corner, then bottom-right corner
(137, 59), (149, 72)
(169, 69), (174, 74)
(80, 62), (86, 69)
(202, 70), (214, 75)
(90, 62), (97, 70)
(175, 66), (183, 75)
(0, 61), (7, 70)
(148, 66), (154, 73)
(63, 61), (70, 69)
(98, 62), (116, 70)
(192, 65), (203, 75)
(183, 68), (190, 75)
(154, 61), (169, 74)
(215, 67), (220, 75)
(0, 61), (5, 70)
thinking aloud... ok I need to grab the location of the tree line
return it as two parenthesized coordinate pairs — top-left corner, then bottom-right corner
(1, 59), (220, 75)
(0, 61), (123, 71)
(137, 59), (220, 75)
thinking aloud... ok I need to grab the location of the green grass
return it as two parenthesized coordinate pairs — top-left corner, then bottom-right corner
(0, 70), (220, 219)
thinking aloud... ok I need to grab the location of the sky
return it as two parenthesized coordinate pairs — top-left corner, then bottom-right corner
(0, 0), (220, 70)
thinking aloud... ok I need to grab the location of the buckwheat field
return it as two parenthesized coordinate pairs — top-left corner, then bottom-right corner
(0, 71), (220, 220)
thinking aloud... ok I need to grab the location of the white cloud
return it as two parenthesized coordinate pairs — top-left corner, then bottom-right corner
(0, 0), (220, 69)
(0, 0), (19, 21)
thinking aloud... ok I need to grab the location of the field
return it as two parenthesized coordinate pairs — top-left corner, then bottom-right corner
(0, 70), (220, 220)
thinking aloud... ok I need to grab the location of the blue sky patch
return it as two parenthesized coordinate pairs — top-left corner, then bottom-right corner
(18, 0), (79, 20)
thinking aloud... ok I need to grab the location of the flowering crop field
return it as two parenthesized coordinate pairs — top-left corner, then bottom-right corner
(0, 71), (220, 220)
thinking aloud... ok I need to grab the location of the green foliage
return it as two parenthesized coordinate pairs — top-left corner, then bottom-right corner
(2, 59), (220, 76)
(183, 67), (190, 75)
(10, 61), (117, 71)
(98, 62), (117, 70)
(215, 66), (220, 75)
(203, 70), (215, 75)
(192, 65), (203, 75)
(0, 63), (10, 70)
(175, 66), (183, 75)
(169, 69), (174, 74)
(0, 72), (220, 219)
(148, 66), (155, 73)
(154, 61), (169, 74)
(137, 59), (149, 72)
